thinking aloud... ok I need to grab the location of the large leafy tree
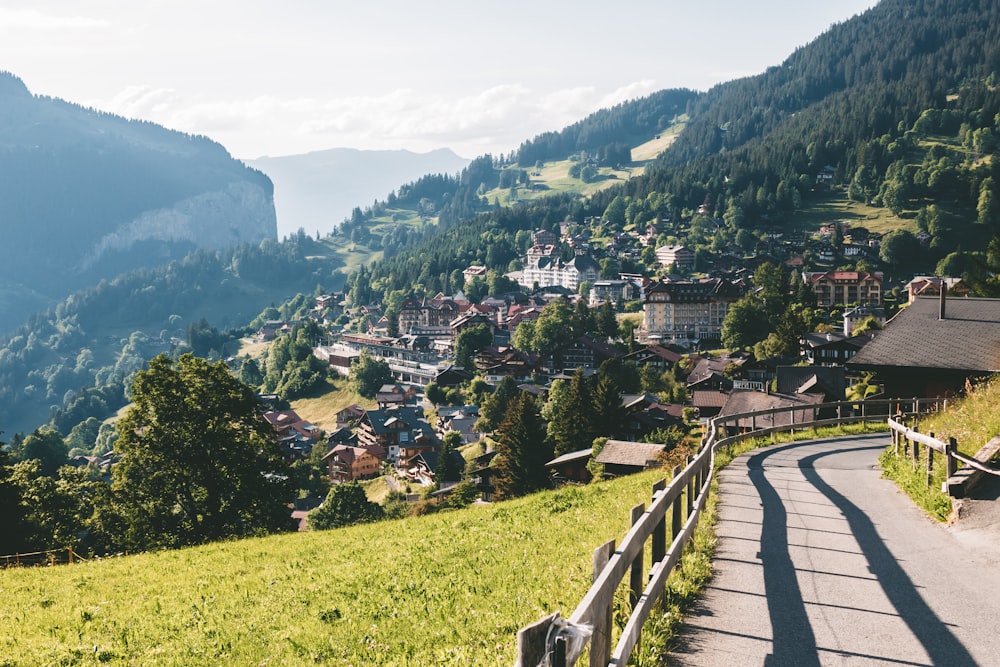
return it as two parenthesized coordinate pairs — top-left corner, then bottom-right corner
(112, 354), (295, 551)
(308, 482), (383, 530)
(348, 350), (393, 398)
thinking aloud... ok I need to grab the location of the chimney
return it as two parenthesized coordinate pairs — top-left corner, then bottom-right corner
(939, 281), (948, 320)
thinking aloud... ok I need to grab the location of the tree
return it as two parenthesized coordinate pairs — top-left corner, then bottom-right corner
(14, 427), (68, 477)
(349, 350), (393, 398)
(454, 324), (492, 370)
(112, 354), (295, 551)
(474, 375), (520, 433)
(492, 393), (551, 500)
(308, 483), (384, 530)
(546, 369), (595, 457)
(721, 298), (770, 350)
(596, 300), (619, 341)
(436, 431), (464, 484)
(591, 374), (627, 441)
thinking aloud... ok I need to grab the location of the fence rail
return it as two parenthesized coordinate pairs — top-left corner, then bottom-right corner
(0, 546), (83, 568)
(515, 397), (948, 667)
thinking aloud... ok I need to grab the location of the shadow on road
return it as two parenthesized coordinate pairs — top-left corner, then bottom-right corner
(744, 441), (977, 667)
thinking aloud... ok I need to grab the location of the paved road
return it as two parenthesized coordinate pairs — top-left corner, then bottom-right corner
(669, 434), (1000, 666)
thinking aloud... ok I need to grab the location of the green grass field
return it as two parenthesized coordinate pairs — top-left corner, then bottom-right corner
(0, 470), (668, 666)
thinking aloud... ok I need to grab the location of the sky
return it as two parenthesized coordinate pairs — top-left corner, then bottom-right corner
(1, 1), (880, 161)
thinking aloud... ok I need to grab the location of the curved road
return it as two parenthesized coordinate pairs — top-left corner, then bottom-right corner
(669, 434), (1000, 666)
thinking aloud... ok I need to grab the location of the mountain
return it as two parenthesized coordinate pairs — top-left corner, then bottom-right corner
(249, 147), (470, 239)
(0, 72), (277, 332)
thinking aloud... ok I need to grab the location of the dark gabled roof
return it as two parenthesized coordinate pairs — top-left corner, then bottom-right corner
(595, 440), (667, 468)
(719, 391), (823, 423)
(848, 296), (1000, 372)
(691, 390), (729, 408)
(775, 365), (845, 398)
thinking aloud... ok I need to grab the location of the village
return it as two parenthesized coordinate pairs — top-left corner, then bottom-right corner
(247, 219), (997, 528)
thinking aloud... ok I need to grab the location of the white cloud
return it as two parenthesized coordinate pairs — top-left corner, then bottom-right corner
(88, 79), (669, 158)
(0, 8), (110, 30)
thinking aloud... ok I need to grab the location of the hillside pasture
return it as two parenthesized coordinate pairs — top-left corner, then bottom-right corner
(0, 470), (668, 666)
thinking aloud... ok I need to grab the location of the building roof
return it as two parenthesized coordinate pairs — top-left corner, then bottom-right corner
(719, 391), (825, 427)
(848, 296), (1000, 373)
(546, 449), (593, 467)
(595, 440), (667, 468)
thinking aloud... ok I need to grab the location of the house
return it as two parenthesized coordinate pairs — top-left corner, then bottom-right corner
(546, 449), (594, 484)
(801, 332), (872, 365)
(641, 278), (744, 345)
(463, 265), (487, 286)
(519, 246), (600, 291)
(655, 245), (695, 271)
(904, 276), (971, 303)
(595, 440), (669, 477)
(843, 305), (886, 335)
(335, 404), (366, 428)
(847, 293), (1000, 398)
(718, 391), (825, 430)
(686, 354), (747, 391)
(556, 334), (621, 372)
(376, 383), (408, 408)
(322, 444), (382, 484)
(774, 365), (846, 403)
(621, 344), (684, 373)
(588, 279), (641, 309)
(263, 410), (324, 445)
(356, 406), (436, 463)
(803, 270), (883, 308)
(400, 449), (466, 486)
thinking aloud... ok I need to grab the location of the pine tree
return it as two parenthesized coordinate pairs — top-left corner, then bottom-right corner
(493, 393), (551, 500)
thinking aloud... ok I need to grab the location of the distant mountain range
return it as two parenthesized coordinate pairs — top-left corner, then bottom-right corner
(249, 147), (470, 239)
(0, 71), (277, 330)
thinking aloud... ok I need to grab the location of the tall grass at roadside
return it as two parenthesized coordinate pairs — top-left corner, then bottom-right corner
(879, 375), (1000, 521)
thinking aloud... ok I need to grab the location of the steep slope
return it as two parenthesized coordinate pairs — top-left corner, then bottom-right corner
(0, 72), (277, 330)
(250, 147), (470, 239)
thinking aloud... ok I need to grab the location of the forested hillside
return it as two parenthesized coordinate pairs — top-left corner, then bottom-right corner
(0, 72), (277, 329)
(346, 0), (1000, 305)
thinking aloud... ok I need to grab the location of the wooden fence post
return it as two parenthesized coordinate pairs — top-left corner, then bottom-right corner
(911, 427), (920, 469)
(926, 433), (935, 487)
(629, 504), (645, 611)
(590, 540), (615, 667)
(671, 465), (683, 541)
(651, 480), (666, 565)
(686, 456), (695, 517)
(946, 437), (958, 478)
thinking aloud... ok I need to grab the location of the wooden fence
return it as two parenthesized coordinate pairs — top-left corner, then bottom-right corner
(0, 546), (83, 568)
(515, 397), (947, 667)
(887, 414), (1000, 496)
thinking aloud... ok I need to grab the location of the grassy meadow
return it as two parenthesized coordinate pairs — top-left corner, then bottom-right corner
(0, 469), (669, 666)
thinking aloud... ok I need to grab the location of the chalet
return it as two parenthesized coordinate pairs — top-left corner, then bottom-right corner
(718, 391), (825, 429)
(801, 332), (872, 365)
(685, 354), (747, 391)
(557, 334), (621, 372)
(621, 344), (684, 374)
(847, 293), (1000, 398)
(356, 406), (436, 463)
(595, 440), (668, 478)
(376, 383), (409, 409)
(263, 410), (323, 442)
(546, 449), (593, 484)
(322, 444), (382, 484)
(401, 449), (466, 486)
(904, 276), (971, 303)
(463, 265), (487, 286)
(774, 365), (846, 403)
(476, 345), (542, 382)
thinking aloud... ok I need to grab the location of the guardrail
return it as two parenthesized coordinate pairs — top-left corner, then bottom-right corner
(515, 397), (946, 667)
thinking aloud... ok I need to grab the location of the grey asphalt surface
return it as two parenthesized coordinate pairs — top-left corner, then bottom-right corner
(668, 434), (1000, 666)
